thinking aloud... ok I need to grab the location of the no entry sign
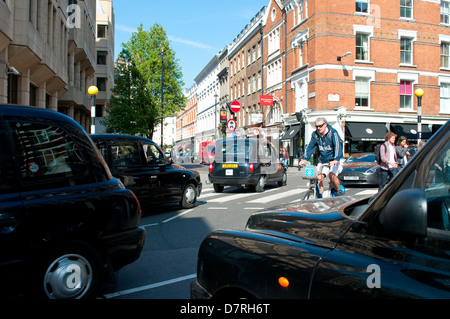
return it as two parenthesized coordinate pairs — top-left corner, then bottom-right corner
(230, 100), (241, 113)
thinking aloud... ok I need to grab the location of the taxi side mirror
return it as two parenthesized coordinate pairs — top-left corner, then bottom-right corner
(379, 188), (427, 238)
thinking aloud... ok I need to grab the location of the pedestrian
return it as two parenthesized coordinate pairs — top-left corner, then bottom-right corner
(299, 117), (344, 196)
(396, 136), (410, 169)
(379, 132), (398, 191)
(282, 147), (289, 168)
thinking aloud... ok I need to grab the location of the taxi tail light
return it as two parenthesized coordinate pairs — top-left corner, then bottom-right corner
(209, 163), (213, 173)
(131, 191), (142, 218)
(249, 163), (255, 173)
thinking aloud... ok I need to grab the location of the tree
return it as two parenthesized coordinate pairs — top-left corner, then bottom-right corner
(105, 24), (186, 138)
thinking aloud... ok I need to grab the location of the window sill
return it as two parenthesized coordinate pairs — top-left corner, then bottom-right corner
(354, 107), (374, 111)
(355, 60), (374, 65)
(398, 109), (416, 113)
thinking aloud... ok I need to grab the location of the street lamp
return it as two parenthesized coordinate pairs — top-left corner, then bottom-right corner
(160, 47), (166, 148)
(88, 85), (98, 134)
(414, 88), (424, 143)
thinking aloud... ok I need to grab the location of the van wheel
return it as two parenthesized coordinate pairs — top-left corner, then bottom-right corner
(255, 175), (266, 192)
(181, 183), (197, 208)
(213, 183), (224, 193)
(31, 241), (102, 299)
(278, 171), (287, 186)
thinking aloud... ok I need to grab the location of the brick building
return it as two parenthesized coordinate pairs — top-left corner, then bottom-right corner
(228, 6), (266, 136)
(266, 0), (449, 162)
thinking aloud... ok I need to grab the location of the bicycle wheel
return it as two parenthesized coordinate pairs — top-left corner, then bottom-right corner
(302, 189), (315, 201)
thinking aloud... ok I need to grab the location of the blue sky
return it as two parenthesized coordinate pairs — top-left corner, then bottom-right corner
(113, 0), (269, 88)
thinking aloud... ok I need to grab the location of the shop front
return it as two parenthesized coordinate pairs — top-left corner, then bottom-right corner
(345, 122), (388, 154)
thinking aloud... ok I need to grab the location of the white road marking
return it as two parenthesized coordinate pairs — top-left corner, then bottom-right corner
(103, 273), (197, 299)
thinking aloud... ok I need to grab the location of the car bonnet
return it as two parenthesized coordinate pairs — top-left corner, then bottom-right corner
(246, 196), (359, 249)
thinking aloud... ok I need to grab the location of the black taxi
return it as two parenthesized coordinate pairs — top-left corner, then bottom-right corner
(208, 138), (287, 193)
(91, 134), (202, 209)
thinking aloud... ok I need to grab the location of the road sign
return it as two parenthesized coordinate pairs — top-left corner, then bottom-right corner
(227, 119), (237, 131)
(230, 100), (241, 113)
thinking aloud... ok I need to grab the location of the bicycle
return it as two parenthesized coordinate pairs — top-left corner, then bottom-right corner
(300, 165), (345, 200)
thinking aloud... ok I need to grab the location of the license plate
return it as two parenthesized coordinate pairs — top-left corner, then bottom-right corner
(222, 164), (238, 168)
(225, 169), (233, 176)
(344, 176), (359, 180)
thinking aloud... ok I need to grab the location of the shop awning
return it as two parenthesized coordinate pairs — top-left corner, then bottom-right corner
(346, 122), (388, 141)
(280, 125), (300, 141)
(391, 123), (433, 140)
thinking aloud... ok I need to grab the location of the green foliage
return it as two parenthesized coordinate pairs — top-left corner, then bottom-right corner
(105, 24), (186, 138)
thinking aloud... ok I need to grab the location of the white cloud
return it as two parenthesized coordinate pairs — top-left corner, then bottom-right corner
(115, 24), (215, 51)
(168, 35), (215, 50)
(116, 24), (137, 33)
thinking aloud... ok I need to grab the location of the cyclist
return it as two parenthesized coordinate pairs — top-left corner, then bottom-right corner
(299, 117), (344, 196)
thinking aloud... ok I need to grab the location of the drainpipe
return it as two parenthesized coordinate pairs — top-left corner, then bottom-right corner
(284, 8), (288, 114)
(260, 22), (264, 123)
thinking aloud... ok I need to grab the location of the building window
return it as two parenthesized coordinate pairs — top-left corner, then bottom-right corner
(29, 84), (37, 107)
(356, 33), (369, 61)
(441, 42), (450, 68)
(400, 37), (413, 64)
(400, 80), (413, 109)
(257, 71), (262, 91)
(97, 51), (107, 65)
(442, 0), (450, 24)
(267, 59), (282, 87)
(356, 0), (369, 13)
(97, 77), (107, 91)
(400, 0), (413, 18)
(298, 0), (305, 20)
(355, 77), (370, 108)
(268, 27), (280, 55)
(441, 83), (450, 113)
(97, 25), (107, 38)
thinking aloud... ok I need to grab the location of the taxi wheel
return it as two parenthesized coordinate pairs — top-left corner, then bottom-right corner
(278, 171), (287, 186)
(213, 183), (224, 193)
(30, 241), (102, 299)
(181, 183), (197, 208)
(255, 175), (266, 192)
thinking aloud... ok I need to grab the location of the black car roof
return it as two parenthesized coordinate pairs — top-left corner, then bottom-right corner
(91, 133), (156, 144)
(0, 104), (87, 130)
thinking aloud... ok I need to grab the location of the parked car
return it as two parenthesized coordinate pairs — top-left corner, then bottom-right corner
(191, 120), (450, 299)
(338, 152), (380, 186)
(91, 134), (202, 209)
(0, 105), (146, 299)
(208, 138), (287, 193)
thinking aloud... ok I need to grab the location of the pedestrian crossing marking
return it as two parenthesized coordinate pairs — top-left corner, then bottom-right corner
(247, 189), (306, 204)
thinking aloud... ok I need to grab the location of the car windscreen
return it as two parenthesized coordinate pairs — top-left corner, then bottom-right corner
(346, 154), (376, 163)
(215, 140), (257, 163)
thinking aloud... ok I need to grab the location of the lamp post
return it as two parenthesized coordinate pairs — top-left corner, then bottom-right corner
(214, 93), (218, 140)
(160, 47), (166, 148)
(88, 85), (98, 134)
(414, 88), (424, 143)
